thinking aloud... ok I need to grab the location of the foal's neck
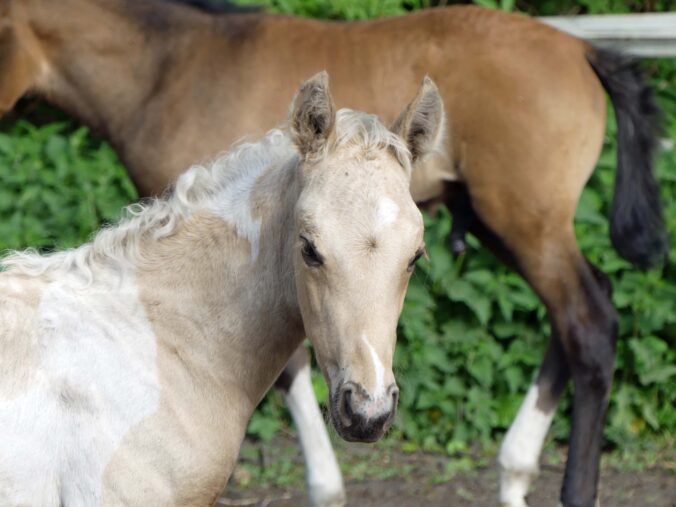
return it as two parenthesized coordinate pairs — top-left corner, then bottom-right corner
(135, 150), (304, 406)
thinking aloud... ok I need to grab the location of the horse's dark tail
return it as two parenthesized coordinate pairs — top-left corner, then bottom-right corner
(587, 48), (667, 269)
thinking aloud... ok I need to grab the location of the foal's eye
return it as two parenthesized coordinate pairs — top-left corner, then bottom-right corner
(407, 247), (426, 272)
(300, 236), (323, 267)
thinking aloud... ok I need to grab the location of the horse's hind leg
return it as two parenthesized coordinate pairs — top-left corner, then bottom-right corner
(509, 236), (615, 507)
(498, 334), (569, 507)
(467, 201), (617, 507)
(276, 346), (345, 507)
(557, 258), (617, 507)
(463, 214), (570, 506)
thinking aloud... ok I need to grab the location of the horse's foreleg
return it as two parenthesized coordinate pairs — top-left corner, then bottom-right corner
(276, 346), (345, 507)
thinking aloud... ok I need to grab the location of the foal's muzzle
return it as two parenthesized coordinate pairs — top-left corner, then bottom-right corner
(331, 381), (399, 442)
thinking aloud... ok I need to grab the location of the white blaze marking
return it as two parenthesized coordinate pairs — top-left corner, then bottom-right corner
(498, 384), (556, 507)
(362, 334), (385, 397)
(0, 273), (160, 505)
(283, 364), (345, 506)
(374, 197), (399, 231)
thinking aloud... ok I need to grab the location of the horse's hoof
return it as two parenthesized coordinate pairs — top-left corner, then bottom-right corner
(309, 488), (346, 507)
(501, 501), (529, 507)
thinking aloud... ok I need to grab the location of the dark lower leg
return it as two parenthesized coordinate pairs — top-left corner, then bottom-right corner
(559, 264), (617, 507)
(561, 379), (610, 507)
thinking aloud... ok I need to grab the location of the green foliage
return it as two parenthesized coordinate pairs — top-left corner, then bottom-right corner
(0, 0), (673, 458)
(234, 0), (434, 19)
(0, 120), (137, 254)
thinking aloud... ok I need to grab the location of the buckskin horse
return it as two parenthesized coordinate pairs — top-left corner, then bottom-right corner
(0, 1), (666, 506)
(0, 72), (445, 506)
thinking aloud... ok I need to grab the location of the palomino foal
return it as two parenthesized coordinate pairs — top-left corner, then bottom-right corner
(0, 73), (444, 506)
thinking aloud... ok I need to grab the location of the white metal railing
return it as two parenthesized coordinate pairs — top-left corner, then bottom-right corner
(540, 13), (676, 58)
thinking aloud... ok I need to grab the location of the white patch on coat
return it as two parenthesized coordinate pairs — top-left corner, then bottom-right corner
(283, 364), (345, 507)
(374, 197), (399, 232)
(0, 273), (160, 506)
(211, 168), (263, 261)
(498, 384), (556, 507)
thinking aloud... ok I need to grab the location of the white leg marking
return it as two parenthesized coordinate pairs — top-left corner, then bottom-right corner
(284, 364), (345, 507)
(361, 334), (385, 398)
(498, 384), (556, 507)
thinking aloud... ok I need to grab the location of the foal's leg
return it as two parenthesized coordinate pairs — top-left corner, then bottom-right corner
(276, 346), (345, 507)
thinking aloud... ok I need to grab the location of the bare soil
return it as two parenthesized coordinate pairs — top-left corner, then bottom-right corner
(219, 438), (675, 507)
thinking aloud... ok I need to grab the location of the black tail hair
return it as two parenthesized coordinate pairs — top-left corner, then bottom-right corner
(166, 0), (263, 14)
(587, 49), (667, 269)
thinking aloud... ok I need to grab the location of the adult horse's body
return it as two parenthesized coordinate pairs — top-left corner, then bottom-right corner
(0, 2), (666, 507)
(0, 73), (442, 505)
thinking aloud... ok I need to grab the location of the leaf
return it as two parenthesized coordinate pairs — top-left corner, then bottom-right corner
(445, 279), (492, 325)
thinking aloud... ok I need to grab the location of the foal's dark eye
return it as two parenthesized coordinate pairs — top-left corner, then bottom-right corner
(407, 247), (425, 272)
(300, 236), (323, 267)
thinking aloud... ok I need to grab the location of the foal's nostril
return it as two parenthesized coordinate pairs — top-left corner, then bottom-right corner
(338, 385), (354, 427)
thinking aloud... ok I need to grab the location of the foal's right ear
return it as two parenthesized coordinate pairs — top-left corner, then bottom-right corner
(289, 71), (336, 160)
(391, 76), (446, 165)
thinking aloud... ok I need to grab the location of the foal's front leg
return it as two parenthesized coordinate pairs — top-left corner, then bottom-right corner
(276, 346), (345, 507)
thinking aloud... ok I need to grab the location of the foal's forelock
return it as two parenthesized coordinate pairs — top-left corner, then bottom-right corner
(327, 110), (412, 175)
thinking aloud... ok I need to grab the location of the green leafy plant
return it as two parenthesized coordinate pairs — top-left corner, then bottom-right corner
(0, 120), (137, 254)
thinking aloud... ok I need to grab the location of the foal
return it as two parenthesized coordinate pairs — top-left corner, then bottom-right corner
(0, 74), (444, 505)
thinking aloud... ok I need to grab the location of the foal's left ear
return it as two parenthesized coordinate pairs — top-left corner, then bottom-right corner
(391, 76), (446, 165)
(289, 71), (336, 159)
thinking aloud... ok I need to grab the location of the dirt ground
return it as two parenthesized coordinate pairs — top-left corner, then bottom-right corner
(219, 438), (675, 507)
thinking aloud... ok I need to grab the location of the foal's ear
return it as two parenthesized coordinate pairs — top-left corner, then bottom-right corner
(289, 71), (336, 159)
(391, 76), (446, 165)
